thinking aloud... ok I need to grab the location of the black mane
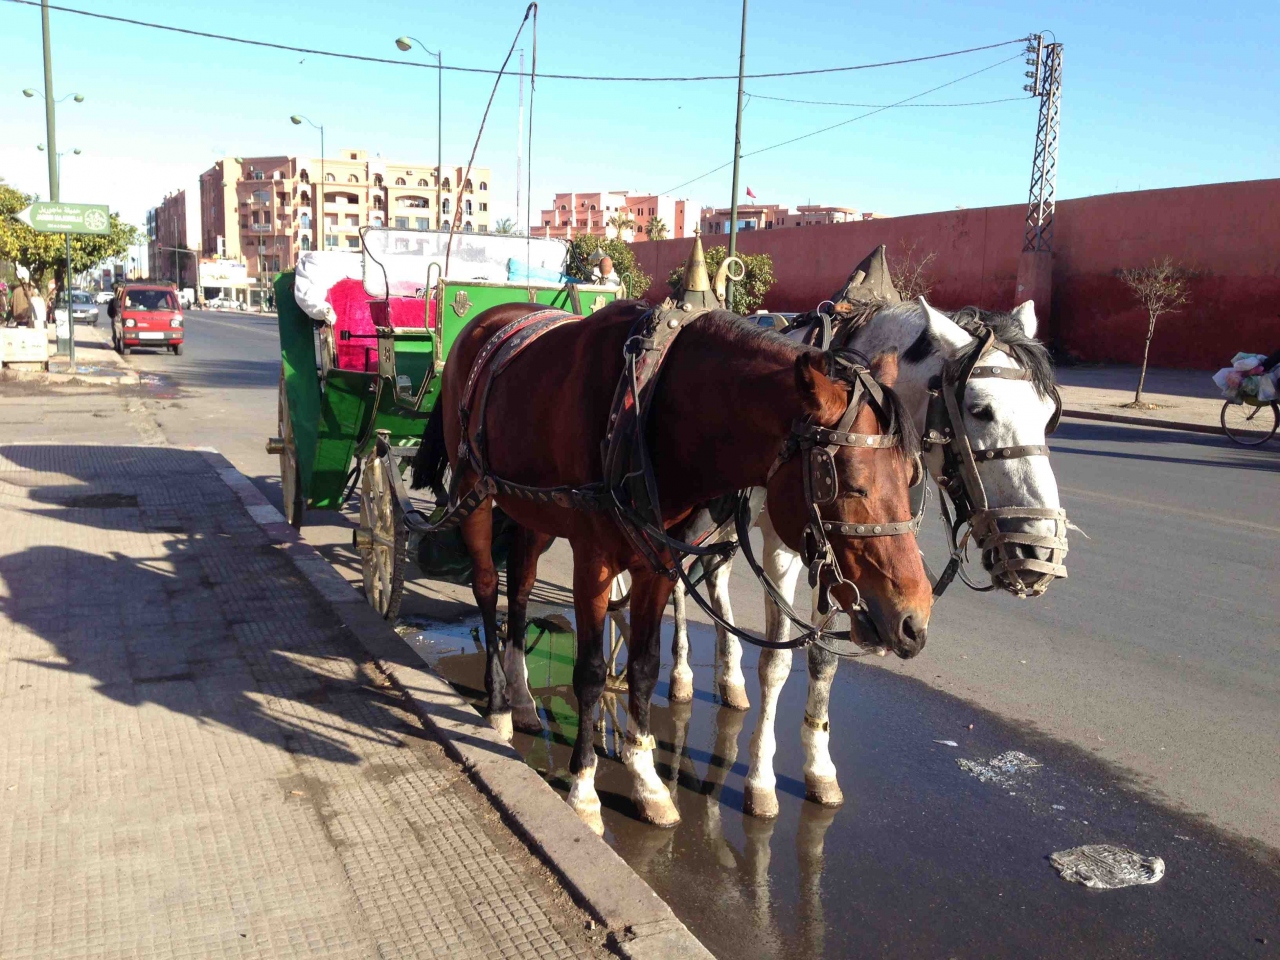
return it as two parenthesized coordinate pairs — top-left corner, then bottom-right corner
(948, 306), (1057, 399)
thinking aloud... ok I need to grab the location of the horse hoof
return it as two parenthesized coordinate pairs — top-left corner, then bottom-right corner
(568, 773), (604, 836)
(668, 671), (694, 703)
(511, 702), (543, 734)
(717, 681), (750, 712)
(742, 783), (780, 819)
(804, 774), (844, 807)
(488, 710), (513, 742)
(634, 791), (681, 828)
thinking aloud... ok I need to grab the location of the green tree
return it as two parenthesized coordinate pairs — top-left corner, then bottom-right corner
(0, 180), (138, 297)
(493, 217), (515, 235)
(606, 213), (636, 235)
(645, 216), (668, 241)
(567, 234), (651, 300)
(667, 244), (774, 315)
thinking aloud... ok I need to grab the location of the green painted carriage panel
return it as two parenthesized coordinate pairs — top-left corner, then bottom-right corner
(275, 274), (323, 498)
(311, 370), (373, 509)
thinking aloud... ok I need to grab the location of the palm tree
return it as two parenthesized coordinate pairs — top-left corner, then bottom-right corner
(646, 216), (668, 241)
(606, 213), (636, 232)
(493, 218), (516, 235)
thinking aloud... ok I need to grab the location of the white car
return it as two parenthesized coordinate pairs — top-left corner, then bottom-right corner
(206, 297), (240, 311)
(95, 290), (114, 304)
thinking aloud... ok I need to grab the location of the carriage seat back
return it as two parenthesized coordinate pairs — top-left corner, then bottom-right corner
(327, 277), (435, 373)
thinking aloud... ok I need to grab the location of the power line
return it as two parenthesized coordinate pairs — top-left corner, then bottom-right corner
(745, 92), (1032, 108)
(663, 54), (1025, 194)
(0, 0), (1028, 83)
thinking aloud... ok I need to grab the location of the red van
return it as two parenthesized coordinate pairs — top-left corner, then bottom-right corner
(109, 283), (185, 356)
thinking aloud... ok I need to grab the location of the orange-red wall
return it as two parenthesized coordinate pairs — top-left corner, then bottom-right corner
(632, 179), (1280, 369)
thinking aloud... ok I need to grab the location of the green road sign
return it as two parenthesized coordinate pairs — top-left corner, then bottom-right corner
(14, 202), (111, 235)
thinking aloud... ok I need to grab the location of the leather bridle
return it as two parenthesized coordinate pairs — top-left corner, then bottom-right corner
(923, 320), (1068, 598)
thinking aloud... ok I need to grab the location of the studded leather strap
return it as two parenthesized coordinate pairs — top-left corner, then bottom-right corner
(969, 444), (1051, 461)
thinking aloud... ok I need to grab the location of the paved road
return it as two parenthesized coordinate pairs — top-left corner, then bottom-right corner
(121, 309), (1280, 954)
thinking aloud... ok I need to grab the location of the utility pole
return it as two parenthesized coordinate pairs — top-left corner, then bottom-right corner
(40, 0), (58, 202)
(1015, 34), (1063, 340)
(726, 0), (748, 310)
(515, 48), (524, 235)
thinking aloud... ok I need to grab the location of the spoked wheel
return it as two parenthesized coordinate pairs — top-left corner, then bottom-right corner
(356, 449), (407, 620)
(1221, 400), (1278, 447)
(276, 367), (304, 528)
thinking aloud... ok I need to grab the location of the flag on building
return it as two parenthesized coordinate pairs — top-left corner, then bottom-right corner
(745, 187), (756, 199)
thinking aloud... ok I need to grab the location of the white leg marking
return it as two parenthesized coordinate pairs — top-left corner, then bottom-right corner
(745, 514), (804, 818)
(624, 735), (680, 827)
(488, 709), (513, 742)
(567, 764), (604, 836)
(709, 560), (749, 710)
(669, 578), (694, 702)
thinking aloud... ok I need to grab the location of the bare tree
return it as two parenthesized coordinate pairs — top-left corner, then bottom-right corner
(888, 239), (937, 301)
(1118, 257), (1193, 406)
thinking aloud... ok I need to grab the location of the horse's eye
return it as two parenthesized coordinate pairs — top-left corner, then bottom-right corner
(967, 405), (995, 421)
(846, 487), (870, 499)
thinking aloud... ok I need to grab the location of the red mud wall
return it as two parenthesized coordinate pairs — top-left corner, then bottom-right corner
(632, 179), (1280, 369)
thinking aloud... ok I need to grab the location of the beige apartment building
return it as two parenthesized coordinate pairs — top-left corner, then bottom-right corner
(198, 151), (493, 290)
(700, 203), (884, 235)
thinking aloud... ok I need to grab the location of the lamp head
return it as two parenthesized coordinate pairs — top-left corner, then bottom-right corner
(395, 36), (413, 51)
(73, 94), (84, 103)
(290, 115), (303, 125)
(72, 148), (81, 155)
(37, 143), (45, 151)
(22, 88), (36, 98)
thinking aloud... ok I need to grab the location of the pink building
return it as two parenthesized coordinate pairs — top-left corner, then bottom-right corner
(538, 192), (688, 240)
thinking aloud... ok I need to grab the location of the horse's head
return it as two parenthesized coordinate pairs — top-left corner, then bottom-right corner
(918, 298), (1067, 597)
(766, 350), (932, 659)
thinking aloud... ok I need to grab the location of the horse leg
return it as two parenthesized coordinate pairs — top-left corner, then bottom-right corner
(744, 513), (804, 818)
(502, 526), (552, 734)
(460, 498), (509, 739)
(709, 557), (750, 710)
(623, 566), (680, 827)
(566, 543), (613, 836)
(802, 643), (843, 806)
(668, 577), (695, 703)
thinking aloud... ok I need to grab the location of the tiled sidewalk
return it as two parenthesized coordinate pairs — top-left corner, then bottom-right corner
(0, 443), (606, 959)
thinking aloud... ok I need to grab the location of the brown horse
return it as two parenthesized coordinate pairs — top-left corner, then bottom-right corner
(414, 299), (931, 832)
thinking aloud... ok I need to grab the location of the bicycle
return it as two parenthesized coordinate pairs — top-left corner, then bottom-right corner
(1221, 395), (1278, 446)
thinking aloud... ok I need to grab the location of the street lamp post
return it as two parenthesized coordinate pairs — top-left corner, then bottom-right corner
(395, 37), (443, 229)
(726, 0), (748, 310)
(37, 143), (81, 363)
(290, 115), (325, 251)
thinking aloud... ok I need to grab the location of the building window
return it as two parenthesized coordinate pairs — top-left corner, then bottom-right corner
(373, 174), (383, 186)
(325, 235), (338, 247)
(349, 152), (357, 160)
(301, 236), (311, 251)
(479, 202), (487, 212)
(589, 204), (596, 211)
(347, 174), (359, 183)
(346, 215), (358, 226)
(578, 219), (587, 227)
(299, 169), (310, 183)
(264, 211), (272, 224)
(415, 217), (428, 231)
(560, 204), (567, 211)
(300, 191), (310, 204)
(649, 207), (654, 216)
(441, 178), (451, 191)
(373, 196), (383, 209)
(346, 236), (359, 248)
(326, 214), (338, 226)
(543, 220), (551, 227)
(417, 178), (429, 187)
(253, 171), (264, 180)
(323, 173), (334, 182)
(240, 215), (248, 228)
(464, 179), (473, 191)
(251, 211), (260, 224)
(442, 198), (451, 214)
(395, 177), (406, 186)
(479, 181), (487, 191)
(252, 189), (270, 203)
(300, 213), (311, 229)
(372, 214), (384, 226)
(465, 200), (473, 215)
(395, 216), (409, 229)
(463, 221), (473, 232)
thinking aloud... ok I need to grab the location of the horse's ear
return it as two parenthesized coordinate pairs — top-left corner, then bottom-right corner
(919, 297), (971, 356)
(869, 350), (900, 388)
(1011, 299), (1038, 339)
(794, 352), (847, 424)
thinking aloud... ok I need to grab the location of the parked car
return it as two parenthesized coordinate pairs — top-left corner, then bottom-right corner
(108, 283), (184, 356)
(53, 290), (100, 326)
(752, 311), (798, 330)
(95, 290), (114, 304)
(205, 296), (240, 311)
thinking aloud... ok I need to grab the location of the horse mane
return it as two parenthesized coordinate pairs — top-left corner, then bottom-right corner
(696, 310), (919, 459)
(948, 306), (1057, 399)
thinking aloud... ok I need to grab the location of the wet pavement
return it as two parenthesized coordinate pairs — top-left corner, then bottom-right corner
(406, 608), (1280, 960)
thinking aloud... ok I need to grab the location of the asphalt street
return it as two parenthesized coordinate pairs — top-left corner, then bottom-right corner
(122, 308), (1280, 955)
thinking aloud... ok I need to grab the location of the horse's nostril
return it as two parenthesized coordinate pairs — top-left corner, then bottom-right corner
(899, 614), (927, 656)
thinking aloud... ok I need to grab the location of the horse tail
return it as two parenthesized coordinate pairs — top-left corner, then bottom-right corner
(410, 402), (447, 498)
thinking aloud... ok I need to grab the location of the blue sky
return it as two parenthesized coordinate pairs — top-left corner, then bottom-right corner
(1, 0), (1276, 232)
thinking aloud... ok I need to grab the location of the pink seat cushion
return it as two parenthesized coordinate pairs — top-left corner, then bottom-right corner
(327, 278), (432, 373)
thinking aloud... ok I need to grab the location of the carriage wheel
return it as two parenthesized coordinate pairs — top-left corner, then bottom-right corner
(357, 450), (407, 620)
(277, 367), (304, 529)
(604, 572), (632, 690)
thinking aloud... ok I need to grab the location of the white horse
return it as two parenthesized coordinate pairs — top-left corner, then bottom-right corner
(668, 291), (1066, 817)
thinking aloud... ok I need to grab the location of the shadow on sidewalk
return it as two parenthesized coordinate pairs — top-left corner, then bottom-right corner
(1052, 421), (1280, 473)
(0, 443), (429, 766)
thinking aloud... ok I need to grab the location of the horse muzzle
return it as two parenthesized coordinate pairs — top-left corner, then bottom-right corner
(973, 506), (1069, 599)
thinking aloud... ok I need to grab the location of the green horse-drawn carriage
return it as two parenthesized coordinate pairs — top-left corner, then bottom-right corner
(268, 228), (625, 618)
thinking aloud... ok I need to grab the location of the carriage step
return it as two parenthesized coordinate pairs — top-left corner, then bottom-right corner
(266, 437), (285, 454)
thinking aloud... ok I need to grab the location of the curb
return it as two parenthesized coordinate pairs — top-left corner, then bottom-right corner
(203, 450), (712, 960)
(1062, 407), (1226, 437)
